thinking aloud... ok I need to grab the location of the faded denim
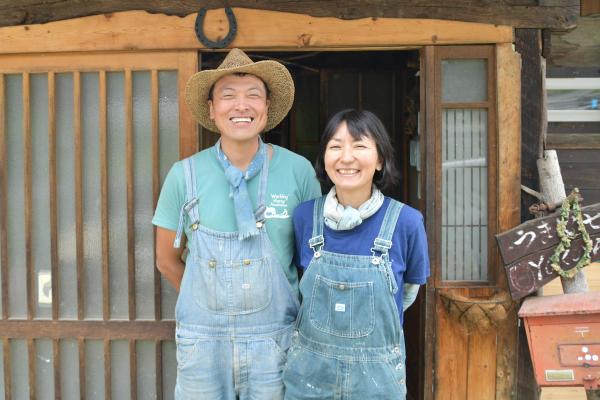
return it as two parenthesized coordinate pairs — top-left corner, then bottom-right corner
(174, 154), (299, 400)
(284, 197), (407, 400)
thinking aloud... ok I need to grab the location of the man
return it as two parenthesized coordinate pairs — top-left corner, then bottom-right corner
(152, 48), (321, 399)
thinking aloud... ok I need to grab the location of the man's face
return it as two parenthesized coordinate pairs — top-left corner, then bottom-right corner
(208, 74), (270, 144)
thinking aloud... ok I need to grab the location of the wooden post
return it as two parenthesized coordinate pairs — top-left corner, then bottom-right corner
(537, 149), (589, 293)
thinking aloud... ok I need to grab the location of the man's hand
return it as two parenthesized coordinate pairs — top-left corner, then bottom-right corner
(155, 227), (186, 291)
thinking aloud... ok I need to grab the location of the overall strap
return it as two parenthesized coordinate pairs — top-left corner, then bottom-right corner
(308, 195), (326, 256)
(371, 199), (404, 294)
(254, 145), (270, 223)
(174, 156), (200, 248)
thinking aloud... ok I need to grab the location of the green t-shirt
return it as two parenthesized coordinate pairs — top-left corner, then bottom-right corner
(152, 144), (322, 294)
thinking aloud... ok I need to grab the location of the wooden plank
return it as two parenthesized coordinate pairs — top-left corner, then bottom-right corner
(27, 338), (35, 400)
(3, 337), (10, 400)
(78, 338), (85, 400)
(548, 122), (600, 134)
(0, 9), (514, 56)
(550, 15), (600, 68)
(52, 339), (60, 400)
(435, 289), (468, 400)
(422, 45), (436, 400)
(582, 0), (600, 16)
(0, 2), (576, 30)
(505, 232), (600, 299)
(178, 51), (199, 159)
(48, 72), (59, 322)
(125, 69), (136, 321)
(0, 320), (176, 340)
(562, 163), (600, 185)
(0, 51), (188, 73)
(151, 70), (161, 322)
(130, 339), (137, 400)
(23, 72), (33, 320)
(495, 42), (521, 400)
(557, 149), (600, 163)
(547, 134), (600, 149)
(0, 74), (8, 321)
(73, 71), (84, 321)
(496, 203), (600, 265)
(104, 338), (111, 400)
(155, 340), (163, 400)
(99, 70), (110, 321)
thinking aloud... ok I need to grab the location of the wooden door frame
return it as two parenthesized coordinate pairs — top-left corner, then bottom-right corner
(0, 8), (519, 400)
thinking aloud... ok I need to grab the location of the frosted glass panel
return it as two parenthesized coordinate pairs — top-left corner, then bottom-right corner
(10, 340), (29, 399)
(36, 339), (54, 400)
(60, 339), (80, 400)
(85, 340), (105, 399)
(31, 74), (52, 319)
(162, 341), (177, 400)
(56, 73), (78, 319)
(159, 71), (179, 320)
(442, 59), (487, 103)
(442, 109), (488, 281)
(6, 74), (26, 318)
(133, 71), (154, 319)
(111, 340), (131, 399)
(137, 341), (157, 399)
(82, 73), (103, 319)
(107, 72), (129, 319)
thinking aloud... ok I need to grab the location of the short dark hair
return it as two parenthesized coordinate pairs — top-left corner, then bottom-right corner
(315, 109), (400, 192)
(207, 72), (270, 101)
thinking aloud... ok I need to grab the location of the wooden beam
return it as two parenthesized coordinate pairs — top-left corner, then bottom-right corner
(0, 320), (175, 340)
(0, 9), (514, 55)
(0, 1), (578, 30)
(495, 42), (522, 400)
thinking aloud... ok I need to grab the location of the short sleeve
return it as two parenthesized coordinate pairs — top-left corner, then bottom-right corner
(404, 212), (430, 284)
(152, 162), (186, 232)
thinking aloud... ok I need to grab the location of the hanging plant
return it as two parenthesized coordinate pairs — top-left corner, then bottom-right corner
(549, 188), (593, 279)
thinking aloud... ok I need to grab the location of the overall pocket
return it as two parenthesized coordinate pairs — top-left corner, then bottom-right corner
(192, 257), (272, 315)
(309, 274), (374, 338)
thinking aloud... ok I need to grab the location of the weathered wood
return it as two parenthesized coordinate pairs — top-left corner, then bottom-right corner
(538, 150), (566, 205)
(0, 9), (514, 55)
(548, 134), (600, 150)
(178, 52), (199, 158)
(23, 72), (33, 321)
(0, 1), (578, 29)
(0, 74), (7, 322)
(515, 29), (543, 224)
(497, 203), (600, 265)
(549, 15), (600, 67)
(504, 233), (600, 299)
(0, 320), (175, 340)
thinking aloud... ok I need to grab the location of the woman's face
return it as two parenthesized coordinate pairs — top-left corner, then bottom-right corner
(324, 121), (382, 202)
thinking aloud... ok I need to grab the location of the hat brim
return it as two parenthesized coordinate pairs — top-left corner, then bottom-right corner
(184, 60), (295, 133)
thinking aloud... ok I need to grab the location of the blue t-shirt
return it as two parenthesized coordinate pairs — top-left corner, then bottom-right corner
(293, 197), (430, 324)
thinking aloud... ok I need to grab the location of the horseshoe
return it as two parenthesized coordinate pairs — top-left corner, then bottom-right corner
(195, 8), (237, 49)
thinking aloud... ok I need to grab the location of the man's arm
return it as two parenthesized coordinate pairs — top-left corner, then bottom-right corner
(155, 227), (186, 291)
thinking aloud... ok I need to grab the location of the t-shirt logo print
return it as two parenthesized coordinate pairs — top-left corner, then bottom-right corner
(266, 194), (290, 219)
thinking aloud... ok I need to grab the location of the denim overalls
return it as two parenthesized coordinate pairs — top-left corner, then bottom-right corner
(173, 152), (299, 399)
(283, 196), (407, 400)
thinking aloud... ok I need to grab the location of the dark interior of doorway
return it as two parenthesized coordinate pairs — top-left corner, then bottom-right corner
(203, 50), (423, 399)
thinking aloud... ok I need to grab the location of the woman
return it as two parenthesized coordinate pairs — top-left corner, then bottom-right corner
(283, 109), (430, 399)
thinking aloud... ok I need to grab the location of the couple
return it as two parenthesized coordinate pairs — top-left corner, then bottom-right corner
(152, 48), (429, 400)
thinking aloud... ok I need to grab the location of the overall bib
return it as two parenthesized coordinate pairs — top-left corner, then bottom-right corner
(173, 152), (299, 400)
(283, 197), (407, 400)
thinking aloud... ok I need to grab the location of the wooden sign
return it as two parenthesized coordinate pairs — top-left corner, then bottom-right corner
(496, 203), (600, 300)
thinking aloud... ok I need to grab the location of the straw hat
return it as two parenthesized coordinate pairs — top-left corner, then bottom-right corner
(184, 48), (295, 133)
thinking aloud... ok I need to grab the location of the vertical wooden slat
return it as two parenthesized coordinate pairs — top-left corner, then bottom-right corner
(3, 338), (10, 400)
(155, 340), (163, 400)
(27, 338), (35, 400)
(0, 74), (8, 321)
(178, 51), (199, 158)
(23, 73), (34, 321)
(151, 70), (161, 324)
(74, 71), (84, 321)
(125, 69), (136, 321)
(130, 339), (137, 400)
(48, 72), (59, 322)
(52, 339), (61, 400)
(99, 71), (110, 321)
(78, 338), (85, 400)
(104, 338), (111, 400)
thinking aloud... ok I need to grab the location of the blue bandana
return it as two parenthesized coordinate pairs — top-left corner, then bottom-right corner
(215, 139), (266, 240)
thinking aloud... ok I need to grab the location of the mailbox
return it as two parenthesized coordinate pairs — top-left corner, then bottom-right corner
(519, 292), (600, 390)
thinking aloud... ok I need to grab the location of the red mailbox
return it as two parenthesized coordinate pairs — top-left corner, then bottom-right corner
(519, 292), (600, 390)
